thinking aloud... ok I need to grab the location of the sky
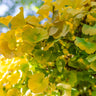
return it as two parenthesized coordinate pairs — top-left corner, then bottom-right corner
(0, 0), (42, 33)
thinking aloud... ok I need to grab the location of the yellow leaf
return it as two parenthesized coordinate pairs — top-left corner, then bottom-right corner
(44, 42), (54, 51)
(0, 33), (15, 58)
(7, 88), (21, 96)
(15, 42), (34, 57)
(0, 29), (16, 58)
(15, 27), (23, 42)
(37, 4), (52, 18)
(7, 71), (21, 85)
(25, 16), (41, 26)
(0, 16), (12, 26)
(11, 7), (25, 29)
(28, 73), (49, 93)
(0, 89), (6, 96)
(6, 30), (16, 50)
(5, 83), (11, 90)
(49, 26), (59, 36)
(87, 14), (96, 22)
(56, 0), (90, 9)
(0, 83), (6, 96)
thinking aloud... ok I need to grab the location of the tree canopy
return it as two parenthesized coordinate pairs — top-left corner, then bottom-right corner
(0, 0), (96, 96)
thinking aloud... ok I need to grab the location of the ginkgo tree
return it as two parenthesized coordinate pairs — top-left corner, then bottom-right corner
(1, 0), (96, 96)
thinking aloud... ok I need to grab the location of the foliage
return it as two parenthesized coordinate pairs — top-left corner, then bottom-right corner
(0, 0), (96, 96)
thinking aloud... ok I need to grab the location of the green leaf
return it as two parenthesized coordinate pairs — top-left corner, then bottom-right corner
(90, 61), (96, 71)
(82, 24), (96, 35)
(71, 88), (79, 96)
(33, 44), (63, 65)
(68, 57), (87, 69)
(63, 70), (77, 86)
(86, 53), (96, 62)
(75, 37), (96, 54)
(56, 59), (65, 72)
(92, 91), (96, 96)
(68, 71), (77, 86)
(68, 61), (86, 69)
(33, 49), (51, 64)
(20, 63), (29, 72)
(77, 71), (91, 82)
(22, 25), (49, 44)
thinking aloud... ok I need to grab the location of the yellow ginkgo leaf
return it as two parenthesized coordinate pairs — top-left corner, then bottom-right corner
(28, 73), (49, 93)
(7, 88), (21, 96)
(7, 71), (21, 85)
(11, 7), (25, 29)
(37, 4), (52, 18)
(6, 30), (16, 50)
(5, 83), (11, 90)
(0, 16), (12, 26)
(0, 83), (6, 96)
(0, 88), (6, 96)
(0, 33), (15, 58)
(25, 16), (41, 26)
(49, 26), (59, 36)
(87, 14), (96, 22)
(0, 30), (16, 58)
(56, 0), (90, 9)
(15, 42), (34, 57)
